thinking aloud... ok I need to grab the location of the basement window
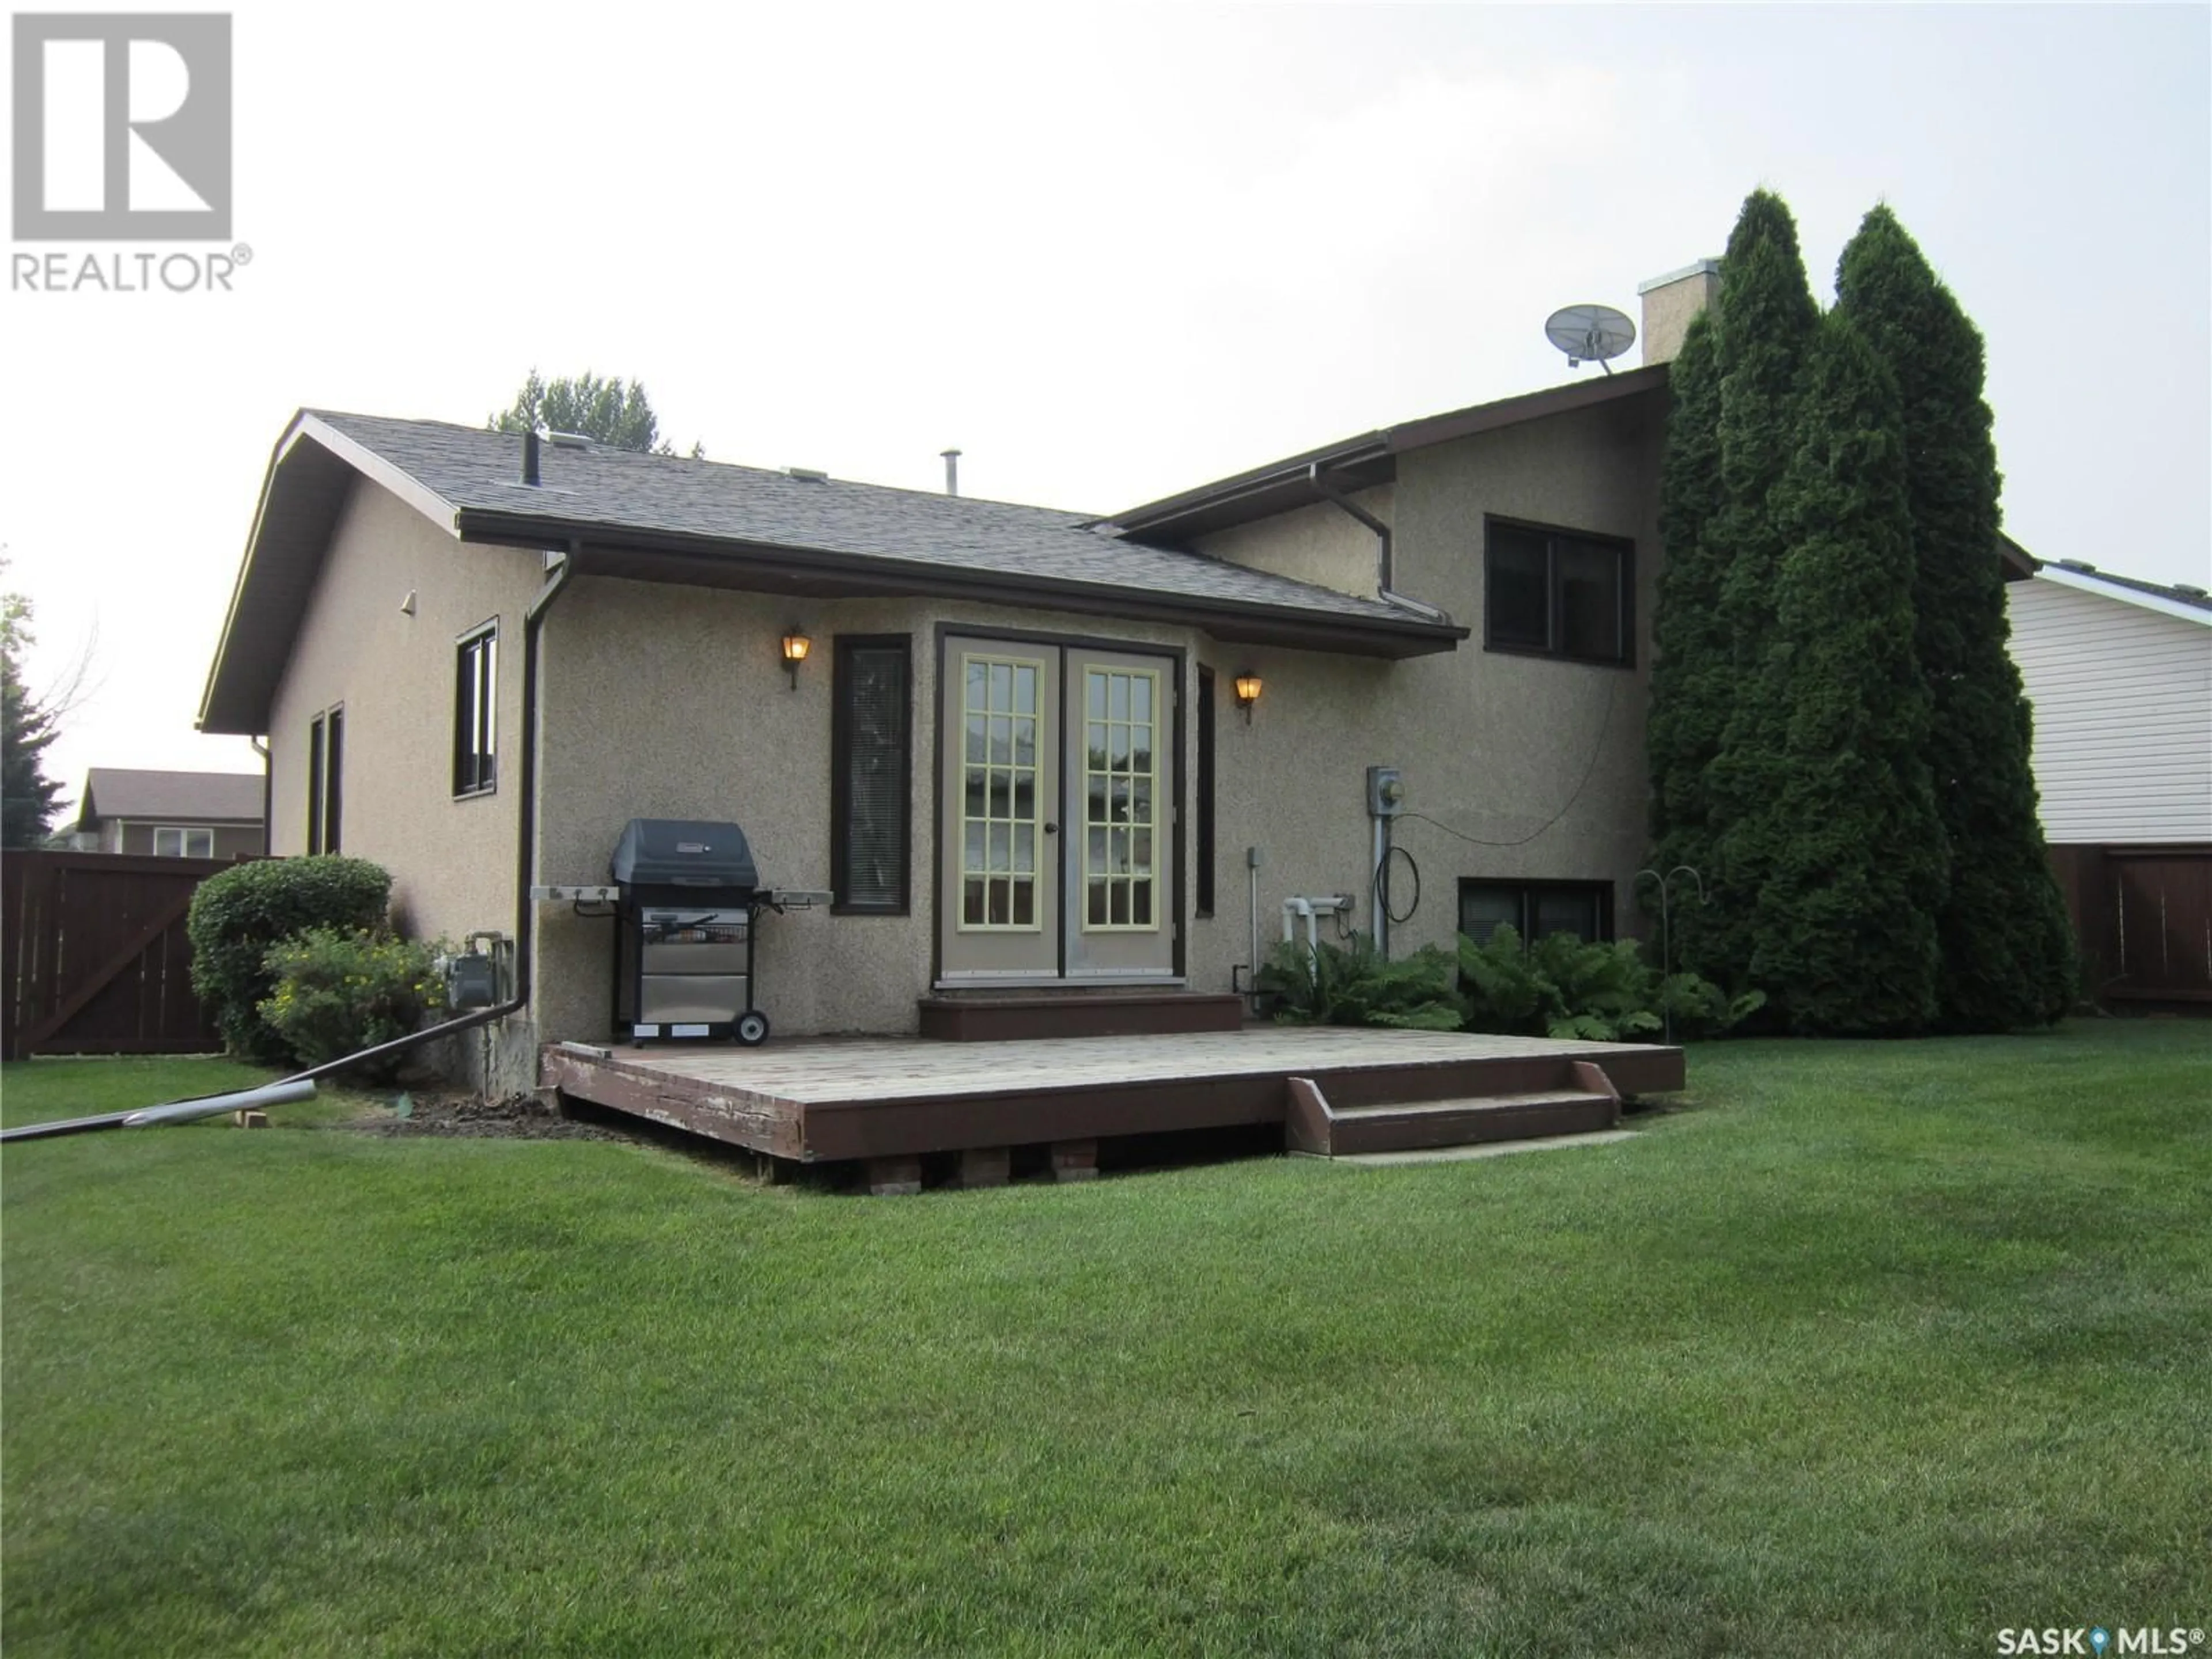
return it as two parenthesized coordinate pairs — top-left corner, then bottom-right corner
(453, 623), (498, 798)
(1484, 520), (1634, 666)
(1459, 878), (1613, 948)
(831, 636), (912, 914)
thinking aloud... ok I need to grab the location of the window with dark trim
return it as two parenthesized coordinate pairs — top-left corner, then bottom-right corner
(1484, 519), (1634, 666)
(306, 704), (343, 855)
(831, 636), (912, 914)
(1458, 878), (1613, 947)
(453, 623), (498, 798)
(1195, 665), (1216, 917)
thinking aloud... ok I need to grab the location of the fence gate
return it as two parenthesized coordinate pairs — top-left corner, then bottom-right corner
(1, 851), (239, 1059)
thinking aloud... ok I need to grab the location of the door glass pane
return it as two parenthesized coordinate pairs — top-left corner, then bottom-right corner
(1081, 666), (1161, 933)
(958, 654), (1044, 931)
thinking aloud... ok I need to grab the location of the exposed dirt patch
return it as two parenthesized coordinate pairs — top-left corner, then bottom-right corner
(344, 1090), (635, 1142)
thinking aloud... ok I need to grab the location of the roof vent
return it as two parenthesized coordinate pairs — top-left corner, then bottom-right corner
(785, 467), (829, 483)
(547, 430), (592, 450)
(521, 429), (540, 487)
(2054, 558), (2097, 573)
(2174, 584), (2209, 598)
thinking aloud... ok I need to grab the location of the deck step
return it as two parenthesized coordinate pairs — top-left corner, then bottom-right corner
(1325, 1089), (1618, 1155)
(918, 991), (1245, 1042)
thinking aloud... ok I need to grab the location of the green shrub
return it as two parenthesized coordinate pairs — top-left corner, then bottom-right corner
(1459, 926), (1764, 1043)
(187, 857), (393, 1062)
(1255, 934), (1465, 1031)
(257, 928), (448, 1079)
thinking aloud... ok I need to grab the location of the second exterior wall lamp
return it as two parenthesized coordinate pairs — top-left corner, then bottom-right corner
(781, 627), (812, 691)
(1233, 672), (1263, 724)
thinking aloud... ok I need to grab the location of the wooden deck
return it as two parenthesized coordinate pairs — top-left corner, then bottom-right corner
(539, 1027), (1687, 1172)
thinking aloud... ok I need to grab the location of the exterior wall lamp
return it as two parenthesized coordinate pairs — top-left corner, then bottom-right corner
(1233, 672), (1263, 724)
(781, 627), (812, 690)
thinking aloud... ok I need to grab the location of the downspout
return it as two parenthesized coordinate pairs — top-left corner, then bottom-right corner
(1305, 463), (1446, 623)
(249, 736), (270, 856)
(276, 546), (577, 1088)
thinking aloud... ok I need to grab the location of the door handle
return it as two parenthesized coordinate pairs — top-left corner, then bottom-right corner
(1044, 821), (1059, 834)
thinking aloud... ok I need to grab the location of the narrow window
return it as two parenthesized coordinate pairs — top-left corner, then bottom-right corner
(831, 636), (911, 914)
(306, 706), (344, 854)
(323, 706), (344, 854)
(1195, 665), (1216, 917)
(306, 713), (326, 855)
(1483, 520), (1634, 666)
(453, 624), (498, 797)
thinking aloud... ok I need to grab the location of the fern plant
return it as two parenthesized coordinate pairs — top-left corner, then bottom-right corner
(1255, 934), (1465, 1031)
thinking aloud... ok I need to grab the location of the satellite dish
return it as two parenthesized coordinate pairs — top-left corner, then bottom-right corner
(1545, 304), (1637, 374)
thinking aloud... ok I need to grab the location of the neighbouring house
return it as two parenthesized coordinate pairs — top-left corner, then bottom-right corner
(2008, 558), (2212, 1010)
(196, 261), (2027, 1097)
(66, 767), (266, 859)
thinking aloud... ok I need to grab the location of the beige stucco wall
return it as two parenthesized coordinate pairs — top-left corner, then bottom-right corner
(532, 582), (1193, 1050)
(266, 479), (544, 1089)
(1187, 392), (1666, 988)
(1191, 484), (1392, 599)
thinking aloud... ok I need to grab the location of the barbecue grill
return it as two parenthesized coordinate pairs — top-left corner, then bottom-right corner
(603, 817), (824, 1046)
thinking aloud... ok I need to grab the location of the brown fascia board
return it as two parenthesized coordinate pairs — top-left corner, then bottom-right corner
(1110, 365), (1672, 541)
(455, 507), (1467, 659)
(1997, 532), (2039, 582)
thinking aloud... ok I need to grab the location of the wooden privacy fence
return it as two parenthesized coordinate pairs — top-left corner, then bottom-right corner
(2047, 843), (2212, 1012)
(1, 850), (244, 1059)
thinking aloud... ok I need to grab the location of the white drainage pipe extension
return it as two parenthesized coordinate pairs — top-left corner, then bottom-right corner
(1282, 895), (1354, 962)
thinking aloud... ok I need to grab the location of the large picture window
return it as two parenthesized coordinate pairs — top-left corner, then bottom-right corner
(453, 623), (498, 797)
(1484, 520), (1634, 666)
(831, 636), (912, 914)
(1459, 878), (1613, 948)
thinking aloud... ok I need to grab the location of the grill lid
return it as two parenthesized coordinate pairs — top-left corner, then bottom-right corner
(610, 819), (759, 891)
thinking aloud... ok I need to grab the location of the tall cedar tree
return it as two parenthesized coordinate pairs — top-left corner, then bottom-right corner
(1676, 190), (1820, 991)
(1645, 310), (1728, 894)
(1749, 312), (1945, 1031)
(1835, 208), (2074, 1027)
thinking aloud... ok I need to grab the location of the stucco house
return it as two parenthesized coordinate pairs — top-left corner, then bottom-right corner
(195, 260), (1840, 1096)
(2007, 559), (2212, 1009)
(66, 767), (265, 858)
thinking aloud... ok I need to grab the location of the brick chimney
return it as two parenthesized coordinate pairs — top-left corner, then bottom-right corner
(1637, 259), (1721, 366)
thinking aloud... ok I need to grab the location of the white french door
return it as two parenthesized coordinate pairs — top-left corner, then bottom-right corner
(938, 635), (1176, 983)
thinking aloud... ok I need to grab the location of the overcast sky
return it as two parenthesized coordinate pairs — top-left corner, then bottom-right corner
(5, 2), (2207, 815)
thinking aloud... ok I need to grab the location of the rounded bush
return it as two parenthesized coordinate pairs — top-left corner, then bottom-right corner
(259, 927), (448, 1080)
(187, 857), (393, 1063)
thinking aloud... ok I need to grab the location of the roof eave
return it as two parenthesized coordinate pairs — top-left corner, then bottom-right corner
(454, 507), (1467, 659)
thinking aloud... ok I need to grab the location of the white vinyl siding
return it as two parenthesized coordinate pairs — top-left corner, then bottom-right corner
(2008, 577), (2212, 844)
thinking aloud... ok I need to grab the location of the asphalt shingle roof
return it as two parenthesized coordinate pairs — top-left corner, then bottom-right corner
(309, 412), (1444, 631)
(80, 768), (262, 824)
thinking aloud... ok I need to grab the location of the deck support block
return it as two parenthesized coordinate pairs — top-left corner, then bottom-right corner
(232, 1108), (268, 1129)
(1050, 1138), (1099, 1183)
(955, 1146), (1011, 1188)
(865, 1154), (923, 1196)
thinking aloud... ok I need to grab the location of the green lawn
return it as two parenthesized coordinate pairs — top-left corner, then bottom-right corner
(3, 1024), (2207, 1657)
